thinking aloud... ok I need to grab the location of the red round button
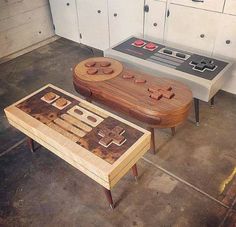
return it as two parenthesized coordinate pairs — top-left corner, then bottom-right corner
(145, 43), (156, 50)
(134, 40), (145, 46)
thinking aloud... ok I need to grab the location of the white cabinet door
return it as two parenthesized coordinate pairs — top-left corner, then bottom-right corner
(76, 0), (109, 50)
(165, 4), (219, 53)
(108, 0), (144, 46)
(213, 14), (236, 60)
(144, 0), (166, 42)
(170, 0), (225, 13)
(49, 0), (80, 42)
(224, 0), (236, 16)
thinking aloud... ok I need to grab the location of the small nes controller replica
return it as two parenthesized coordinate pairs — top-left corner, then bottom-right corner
(104, 36), (233, 103)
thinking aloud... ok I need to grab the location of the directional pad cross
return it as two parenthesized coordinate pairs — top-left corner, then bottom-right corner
(148, 86), (175, 100)
(98, 126), (126, 148)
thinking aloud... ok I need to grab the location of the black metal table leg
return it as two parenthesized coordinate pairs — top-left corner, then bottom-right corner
(27, 137), (35, 153)
(131, 164), (138, 181)
(210, 96), (215, 108)
(194, 98), (200, 126)
(103, 187), (114, 209)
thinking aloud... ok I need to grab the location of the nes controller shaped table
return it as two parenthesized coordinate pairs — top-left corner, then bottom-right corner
(104, 36), (233, 125)
(4, 84), (151, 209)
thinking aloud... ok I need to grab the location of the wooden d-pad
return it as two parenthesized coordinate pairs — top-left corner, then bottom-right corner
(148, 86), (175, 100)
(98, 126), (126, 148)
(74, 57), (123, 82)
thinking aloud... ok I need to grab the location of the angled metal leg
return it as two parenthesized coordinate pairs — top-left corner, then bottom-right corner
(27, 137), (35, 153)
(148, 127), (156, 154)
(194, 98), (200, 126)
(103, 188), (114, 209)
(131, 164), (138, 181)
(171, 127), (176, 136)
(210, 96), (215, 108)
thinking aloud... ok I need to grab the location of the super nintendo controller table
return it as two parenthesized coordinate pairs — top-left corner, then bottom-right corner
(104, 36), (233, 125)
(4, 84), (151, 209)
(73, 57), (192, 153)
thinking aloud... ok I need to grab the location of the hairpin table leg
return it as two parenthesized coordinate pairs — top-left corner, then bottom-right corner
(27, 137), (35, 153)
(171, 127), (176, 136)
(131, 164), (138, 181)
(103, 188), (114, 209)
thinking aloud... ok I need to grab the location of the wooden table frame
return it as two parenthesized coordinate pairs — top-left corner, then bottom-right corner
(4, 84), (151, 209)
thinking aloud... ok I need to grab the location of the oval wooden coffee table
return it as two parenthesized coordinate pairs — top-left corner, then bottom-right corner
(73, 57), (193, 153)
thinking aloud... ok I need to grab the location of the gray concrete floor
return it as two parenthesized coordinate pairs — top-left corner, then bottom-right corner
(0, 38), (236, 226)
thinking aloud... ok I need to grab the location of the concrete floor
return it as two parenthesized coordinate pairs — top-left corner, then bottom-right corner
(0, 38), (236, 226)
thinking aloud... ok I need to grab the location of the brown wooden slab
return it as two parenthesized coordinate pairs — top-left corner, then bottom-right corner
(73, 57), (193, 128)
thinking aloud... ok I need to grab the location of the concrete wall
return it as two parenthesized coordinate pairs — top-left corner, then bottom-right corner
(0, 0), (55, 59)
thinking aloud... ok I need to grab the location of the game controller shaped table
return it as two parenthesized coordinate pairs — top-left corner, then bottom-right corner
(73, 57), (193, 153)
(4, 84), (151, 209)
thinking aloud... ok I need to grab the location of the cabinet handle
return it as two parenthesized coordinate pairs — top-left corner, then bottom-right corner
(114, 13), (117, 17)
(97, 10), (101, 13)
(200, 34), (205, 38)
(66, 2), (70, 6)
(226, 40), (231, 44)
(153, 23), (157, 27)
(192, 0), (204, 2)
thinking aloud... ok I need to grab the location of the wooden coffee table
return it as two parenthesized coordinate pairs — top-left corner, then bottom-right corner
(4, 84), (150, 209)
(73, 57), (193, 153)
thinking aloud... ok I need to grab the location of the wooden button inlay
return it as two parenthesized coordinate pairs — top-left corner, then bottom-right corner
(85, 61), (96, 67)
(103, 68), (114, 75)
(87, 115), (97, 122)
(122, 74), (134, 79)
(135, 79), (146, 84)
(74, 109), (83, 115)
(87, 68), (98, 75)
(55, 98), (68, 107)
(100, 61), (111, 67)
(44, 92), (56, 101)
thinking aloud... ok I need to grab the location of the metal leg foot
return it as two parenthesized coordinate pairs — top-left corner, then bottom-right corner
(131, 164), (138, 181)
(103, 188), (114, 209)
(27, 137), (34, 153)
(194, 98), (200, 126)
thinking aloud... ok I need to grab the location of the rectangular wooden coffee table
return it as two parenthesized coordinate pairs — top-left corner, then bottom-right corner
(4, 84), (151, 208)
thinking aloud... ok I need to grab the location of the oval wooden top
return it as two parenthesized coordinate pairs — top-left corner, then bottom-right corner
(74, 57), (123, 82)
(73, 57), (193, 128)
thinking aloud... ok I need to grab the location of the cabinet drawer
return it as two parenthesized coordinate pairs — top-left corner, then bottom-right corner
(170, 0), (225, 12)
(109, 0), (144, 46)
(165, 4), (219, 53)
(144, 0), (166, 42)
(224, 0), (236, 15)
(213, 14), (236, 60)
(76, 0), (109, 50)
(49, 0), (80, 42)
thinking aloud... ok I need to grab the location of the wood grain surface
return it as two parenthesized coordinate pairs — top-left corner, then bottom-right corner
(73, 57), (193, 128)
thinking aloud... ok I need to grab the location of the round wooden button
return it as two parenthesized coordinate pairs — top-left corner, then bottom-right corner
(44, 92), (56, 101)
(85, 61), (96, 67)
(56, 98), (68, 107)
(103, 68), (114, 74)
(87, 68), (98, 75)
(100, 61), (111, 67)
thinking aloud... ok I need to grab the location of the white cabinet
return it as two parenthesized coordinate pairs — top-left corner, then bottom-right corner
(49, 0), (80, 42)
(213, 14), (236, 60)
(76, 0), (109, 50)
(108, 0), (144, 46)
(169, 0), (225, 13)
(165, 4), (219, 53)
(144, 0), (166, 42)
(224, 0), (236, 16)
